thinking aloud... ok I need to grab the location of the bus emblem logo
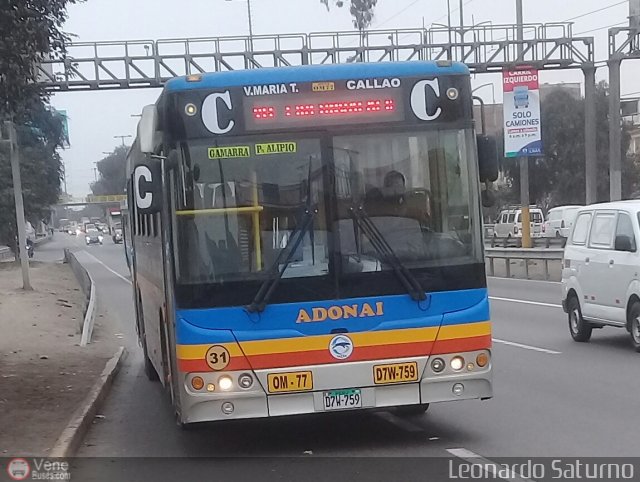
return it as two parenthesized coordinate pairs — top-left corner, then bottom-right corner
(329, 335), (354, 360)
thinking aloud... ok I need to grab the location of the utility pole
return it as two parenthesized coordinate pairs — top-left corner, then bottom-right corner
(62, 161), (68, 194)
(584, 66), (597, 204)
(515, 0), (532, 248)
(3, 121), (32, 290)
(226, 0), (254, 50)
(114, 134), (132, 146)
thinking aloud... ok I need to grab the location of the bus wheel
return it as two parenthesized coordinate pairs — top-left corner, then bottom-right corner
(142, 334), (160, 382)
(568, 296), (592, 342)
(395, 403), (429, 416)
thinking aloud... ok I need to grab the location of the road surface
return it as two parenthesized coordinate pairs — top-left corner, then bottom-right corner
(33, 234), (640, 478)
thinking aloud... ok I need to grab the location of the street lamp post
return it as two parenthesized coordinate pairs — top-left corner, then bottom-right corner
(226, 0), (254, 49)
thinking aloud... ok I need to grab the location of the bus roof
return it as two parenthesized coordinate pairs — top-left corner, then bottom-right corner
(165, 61), (469, 93)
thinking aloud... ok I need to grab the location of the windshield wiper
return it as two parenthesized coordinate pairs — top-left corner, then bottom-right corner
(246, 208), (316, 313)
(349, 206), (427, 302)
(247, 158), (318, 314)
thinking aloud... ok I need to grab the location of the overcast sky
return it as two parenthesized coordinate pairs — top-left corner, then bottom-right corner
(50, 0), (635, 197)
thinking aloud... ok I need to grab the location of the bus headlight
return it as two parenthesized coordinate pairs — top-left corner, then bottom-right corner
(238, 373), (253, 389)
(98, 235), (104, 242)
(218, 375), (233, 391)
(450, 356), (465, 371)
(431, 358), (445, 373)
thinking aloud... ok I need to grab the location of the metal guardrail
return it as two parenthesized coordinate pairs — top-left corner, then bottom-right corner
(485, 247), (564, 280)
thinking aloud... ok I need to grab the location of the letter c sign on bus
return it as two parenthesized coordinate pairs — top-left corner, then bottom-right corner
(202, 91), (235, 135)
(410, 79), (442, 121)
(133, 163), (161, 213)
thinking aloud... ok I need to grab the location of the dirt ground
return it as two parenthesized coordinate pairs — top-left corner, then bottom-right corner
(0, 261), (118, 456)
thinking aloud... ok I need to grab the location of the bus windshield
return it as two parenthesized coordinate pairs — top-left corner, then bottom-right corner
(172, 128), (481, 291)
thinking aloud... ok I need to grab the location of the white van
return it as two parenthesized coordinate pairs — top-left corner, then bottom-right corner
(493, 207), (544, 239)
(543, 205), (581, 239)
(561, 200), (640, 351)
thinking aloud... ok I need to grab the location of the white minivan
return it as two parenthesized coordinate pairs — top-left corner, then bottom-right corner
(543, 205), (581, 239)
(493, 207), (544, 239)
(561, 201), (640, 351)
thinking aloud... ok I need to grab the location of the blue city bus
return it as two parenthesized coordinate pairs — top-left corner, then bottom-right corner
(127, 61), (497, 427)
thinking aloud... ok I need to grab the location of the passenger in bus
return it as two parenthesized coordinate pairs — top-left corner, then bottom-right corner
(365, 170), (407, 217)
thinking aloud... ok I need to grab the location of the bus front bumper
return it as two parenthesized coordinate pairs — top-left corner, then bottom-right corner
(178, 351), (492, 424)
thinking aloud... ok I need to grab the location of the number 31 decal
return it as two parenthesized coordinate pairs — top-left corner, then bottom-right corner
(205, 345), (231, 371)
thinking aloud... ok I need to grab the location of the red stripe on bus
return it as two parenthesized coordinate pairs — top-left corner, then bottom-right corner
(431, 334), (492, 354)
(177, 358), (251, 372)
(245, 341), (436, 370)
(177, 336), (490, 373)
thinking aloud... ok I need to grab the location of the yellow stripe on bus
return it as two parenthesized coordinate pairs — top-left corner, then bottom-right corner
(176, 323), (491, 360)
(176, 342), (244, 359)
(436, 321), (491, 340)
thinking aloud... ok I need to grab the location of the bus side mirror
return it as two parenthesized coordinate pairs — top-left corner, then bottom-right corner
(138, 105), (158, 154)
(477, 135), (498, 183)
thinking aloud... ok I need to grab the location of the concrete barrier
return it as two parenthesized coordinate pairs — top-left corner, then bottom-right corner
(64, 249), (96, 345)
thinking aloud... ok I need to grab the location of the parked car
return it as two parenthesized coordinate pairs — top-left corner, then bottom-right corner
(493, 207), (544, 239)
(561, 200), (640, 351)
(85, 228), (103, 246)
(544, 205), (581, 239)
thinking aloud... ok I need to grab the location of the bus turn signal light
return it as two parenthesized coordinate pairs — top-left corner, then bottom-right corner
(191, 376), (204, 390)
(476, 352), (489, 368)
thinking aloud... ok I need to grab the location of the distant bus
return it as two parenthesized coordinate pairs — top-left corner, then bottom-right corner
(127, 61), (497, 427)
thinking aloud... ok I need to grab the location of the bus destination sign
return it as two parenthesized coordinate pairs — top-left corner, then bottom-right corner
(242, 77), (405, 131)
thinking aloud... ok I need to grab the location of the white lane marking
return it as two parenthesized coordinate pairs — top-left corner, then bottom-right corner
(488, 276), (561, 285)
(82, 251), (132, 285)
(493, 338), (561, 355)
(447, 448), (534, 482)
(489, 296), (562, 309)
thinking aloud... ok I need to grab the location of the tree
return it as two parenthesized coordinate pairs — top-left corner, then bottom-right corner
(1, 0), (81, 118)
(0, 107), (66, 252)
(0, 0), (79, 253)
(321, 0), (379, 31)
(90, 145), (128, 196)
(500, 82), (640, 210)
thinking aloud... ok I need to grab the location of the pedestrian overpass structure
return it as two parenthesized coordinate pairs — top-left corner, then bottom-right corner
(56, 194), (126, 207)
(37, 23), (593, 92)
(36, 20), (640, 203)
